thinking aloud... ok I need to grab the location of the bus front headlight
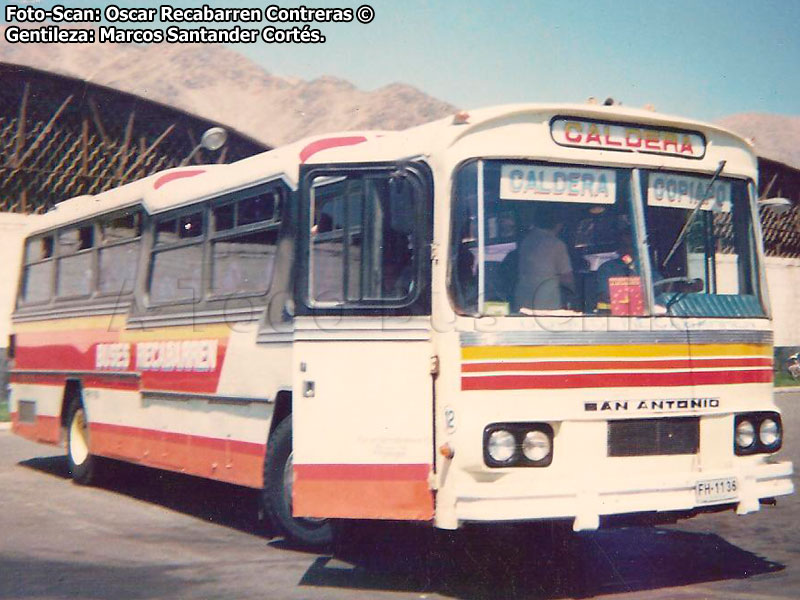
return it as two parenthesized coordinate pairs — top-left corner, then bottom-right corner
(484, 423), (555, 467)
(486, 429), (516, 464)
(735, 419), (756, 451)
(759, 418), (781, 449)
(522, 430), (551, 462)
(735, 413), (783, 455)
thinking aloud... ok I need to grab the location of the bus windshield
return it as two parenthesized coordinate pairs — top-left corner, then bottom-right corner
(642, 170), (764, 317)
(450, 160), (765, 318)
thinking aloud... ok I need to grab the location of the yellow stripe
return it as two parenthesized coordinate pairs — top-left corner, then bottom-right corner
(462, 343), (772, 361)
(120, 324), (232, 342)
(13, 315), (128, 333)
(14, 316), (233, 341)
(690, 344), (772, 357)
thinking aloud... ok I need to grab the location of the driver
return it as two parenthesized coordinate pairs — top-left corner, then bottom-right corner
(513, 206), (574, 311)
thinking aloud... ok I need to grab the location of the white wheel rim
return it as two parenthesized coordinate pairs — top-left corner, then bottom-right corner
(69, 409), (90, 466)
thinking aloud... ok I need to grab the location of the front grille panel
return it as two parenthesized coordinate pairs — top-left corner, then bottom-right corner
(608, 417), (699, 457)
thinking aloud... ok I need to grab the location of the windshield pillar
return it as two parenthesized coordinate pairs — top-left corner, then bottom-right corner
(477, 159), (486, 314)
(630, 168), (656, 314)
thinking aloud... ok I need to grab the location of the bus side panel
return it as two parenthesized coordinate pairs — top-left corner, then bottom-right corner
(9, 380), (62, 445)
(293, 330), (435, 521)
(87, 389), (270, 488)
(11, 318), (283, 489)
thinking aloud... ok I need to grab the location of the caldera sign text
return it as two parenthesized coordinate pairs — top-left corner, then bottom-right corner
(551, 117), (706, 158)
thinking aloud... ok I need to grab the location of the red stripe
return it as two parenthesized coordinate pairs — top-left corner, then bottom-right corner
(82, 376), (140, 391)
(294, 463), (430, 481)
(692, 370), (773, 385)
(462, 369), (772, 390)
(462, 357), (772, 373)
(153, 169), (206, 190)
(10, 372), (139, 391)
(10, 373), (65, 385)
(299, 136), (367, 163)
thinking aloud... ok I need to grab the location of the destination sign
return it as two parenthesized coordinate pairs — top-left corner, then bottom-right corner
(500, 164), (616, 204)
(551, 118), (706, 158)
(647, 173), (731, 212)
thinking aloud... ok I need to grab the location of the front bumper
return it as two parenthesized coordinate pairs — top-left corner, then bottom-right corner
(454, 461), (794, 531)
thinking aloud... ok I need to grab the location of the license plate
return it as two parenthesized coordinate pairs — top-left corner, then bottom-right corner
(695, 477), (738, 504)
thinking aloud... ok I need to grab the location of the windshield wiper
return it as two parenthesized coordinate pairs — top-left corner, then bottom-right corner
(661, 160), (726, 269)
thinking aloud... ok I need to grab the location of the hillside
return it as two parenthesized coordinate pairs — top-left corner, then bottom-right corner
(1, 36), (797, 168)
(0, 37), (456, 147)
(716, 113), (800, 170)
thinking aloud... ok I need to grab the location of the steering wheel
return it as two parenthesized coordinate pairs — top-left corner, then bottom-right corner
(653, 277), (703, 294)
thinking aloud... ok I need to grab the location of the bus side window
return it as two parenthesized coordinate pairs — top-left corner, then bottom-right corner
(98, 209), (142, 295)
(149, 210), (205, 304)
(56, 225), (94, 298)
(19, 235), (54, 305)
(310, 180), (357, 304)
(308, 170), (423, 308)
(210, 189), (282, 297)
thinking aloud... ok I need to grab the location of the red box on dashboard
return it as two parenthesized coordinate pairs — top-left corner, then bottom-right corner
(609, 276), (644, 316)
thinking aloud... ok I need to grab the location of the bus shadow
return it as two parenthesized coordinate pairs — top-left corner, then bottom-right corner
(300, 522), (784, 599)
(18, 457), (785, 598)
(18, 455), (268, 537)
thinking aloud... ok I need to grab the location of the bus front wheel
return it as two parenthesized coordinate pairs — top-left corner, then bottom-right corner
(263, 418), (333, 548)
(66, 400), (97, 485)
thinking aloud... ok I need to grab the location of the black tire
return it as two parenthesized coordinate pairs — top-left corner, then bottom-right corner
(66, 399), (97, 485)
(263, 418), (333, 548)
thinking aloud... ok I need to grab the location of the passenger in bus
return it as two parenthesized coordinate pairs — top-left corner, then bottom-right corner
(454, 224), (478, 310)
(382, 229), (413, 298)
(513, 206), (574, 311)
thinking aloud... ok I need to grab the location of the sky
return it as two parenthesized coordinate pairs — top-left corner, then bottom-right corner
(6, 0), (800, 121)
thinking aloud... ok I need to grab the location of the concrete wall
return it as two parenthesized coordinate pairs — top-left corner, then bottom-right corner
(0, 214), (32, 407)
(766, 257), (800, 362)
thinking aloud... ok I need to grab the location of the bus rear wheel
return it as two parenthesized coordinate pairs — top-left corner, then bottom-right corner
(66, 400), (97, 485)
(263, 418), (333, 548)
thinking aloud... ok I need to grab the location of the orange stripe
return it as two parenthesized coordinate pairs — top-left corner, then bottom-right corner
(90, 423), (265, 488)
(294, 463), (430, 481)
(11, 413), (61, 445)
(294, 479), (433, 520)
(293, 463), (433, 520)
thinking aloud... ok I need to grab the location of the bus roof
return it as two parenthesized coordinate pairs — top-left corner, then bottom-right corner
(25, 103), (756, 236)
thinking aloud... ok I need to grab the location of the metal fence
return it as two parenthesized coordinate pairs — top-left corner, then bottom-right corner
(0, 63), (267, 214)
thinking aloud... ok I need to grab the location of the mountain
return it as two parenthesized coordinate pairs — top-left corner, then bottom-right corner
(716, 113), (800, 170)
(2, 35), (797, 169)
(0, 35), (456, 147)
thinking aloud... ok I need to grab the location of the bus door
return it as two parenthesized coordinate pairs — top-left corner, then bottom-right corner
(291, 163), (436, 521)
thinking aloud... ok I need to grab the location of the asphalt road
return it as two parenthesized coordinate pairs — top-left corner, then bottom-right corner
(1, 394), (799, 600)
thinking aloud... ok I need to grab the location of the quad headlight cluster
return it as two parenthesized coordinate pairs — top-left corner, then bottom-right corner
(734, 412), (783, 455)
(483, 423), (554, 467)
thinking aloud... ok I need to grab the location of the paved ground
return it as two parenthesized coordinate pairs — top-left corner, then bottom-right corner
(1, 394), (799, 599)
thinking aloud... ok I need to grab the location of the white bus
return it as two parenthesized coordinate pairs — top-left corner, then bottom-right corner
(9, 103), (793, 546)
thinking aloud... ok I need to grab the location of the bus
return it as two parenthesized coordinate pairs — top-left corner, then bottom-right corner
(9, 103), (794, 546)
